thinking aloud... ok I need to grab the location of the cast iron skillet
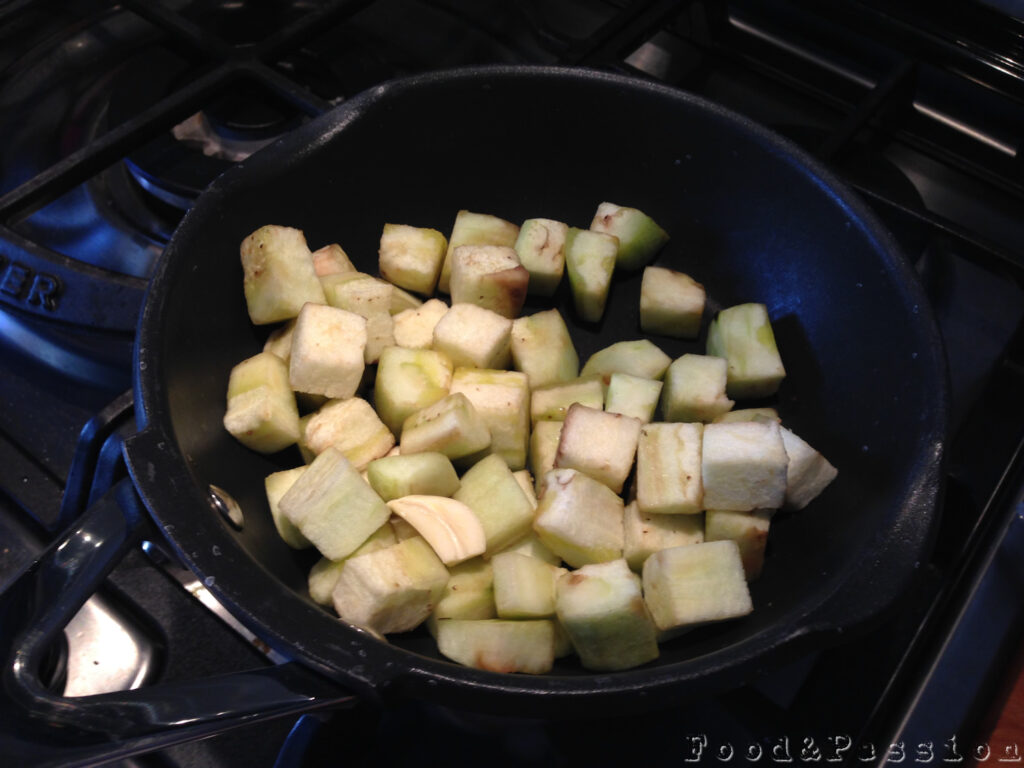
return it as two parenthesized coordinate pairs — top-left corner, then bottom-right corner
(0, 66), (948, 763)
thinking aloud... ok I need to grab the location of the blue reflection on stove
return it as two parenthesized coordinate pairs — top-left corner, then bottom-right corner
(15, 181), (164, 280)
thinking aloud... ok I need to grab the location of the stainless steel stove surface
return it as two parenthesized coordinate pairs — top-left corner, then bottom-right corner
(1, 1), (1023, 766)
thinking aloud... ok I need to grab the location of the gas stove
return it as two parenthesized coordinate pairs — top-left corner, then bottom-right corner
(1, 1), (1023, 766)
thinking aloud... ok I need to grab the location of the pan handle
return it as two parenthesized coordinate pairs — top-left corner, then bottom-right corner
(0, 478), (356, 768)
(795, 438), (945, 639)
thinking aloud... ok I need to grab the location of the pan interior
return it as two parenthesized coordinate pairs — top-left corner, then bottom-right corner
(144, 68), (942, 690)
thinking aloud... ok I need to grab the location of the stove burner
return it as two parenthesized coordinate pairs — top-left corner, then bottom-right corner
(171, 112), (274, 162)
(199, 86), (297, 144)
(108, 1), (325, 210)
(109, 47), (303, 211)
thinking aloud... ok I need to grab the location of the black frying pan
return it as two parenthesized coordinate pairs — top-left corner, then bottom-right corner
(0, 66), (947, 763)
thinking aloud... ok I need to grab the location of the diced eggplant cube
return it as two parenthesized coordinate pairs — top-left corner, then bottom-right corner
(374, 346), (453, 434)
(226, 348), (293, 404)
(605, 373), (662, 423)
(491, 551), (564, 619)
(240, 225), (325, 324)
(530, 376), (604, 423)
(321, 272), (393, 316)
(303, 397), (395, 470)
(515, 218), (568, 296)
(288, 303), (367, 399)
(435, 619), (555, 674)
(449, 244), (529, 319)
(399, 392), (492, 461)
(713, 407), (780, 424)
(432, 303), (513, 370)
(622, 500), (704, 572)
(701, 421), (788, 511)
(706, 302), (786, 398)
(312, 243), (357, 277)
(430, 558), (496, 623)
(307, 523), (398, 605)
(279, 447), (391, 561)
(556, 559), (659, 671)
(454, 453), (535, 556)
(705, 509), (772, 580)
(564, 227), (617, 323)
(642, 540), (753, 630)
(554, 403), (641, 495)
(320, 273), (394, 364)
(223, 352), (301, 453)
(308, 557), (346, 605)
(533, 468), (624, 568)
(660, 353), (734, 423)
(378, 222), (448, 295)
(223, 387), (299, 456)
(780, 427), (838, 510)
(265, 467), (311, 549)
(449, 368), (530, 470)
(635, 422), (704, 515)
(438, 210), (520, 294)
(580, 339), (671, 384)
(331, 536), (450, 635)
(366, 452), (460, 501)
(639, 265), (704, 337)
(493, 530), (561, 566)
(529, 420), (563, 495)
(589, 202), (669, 272)
(510, 308), (579, 388)
(393, 298), (449, 349)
